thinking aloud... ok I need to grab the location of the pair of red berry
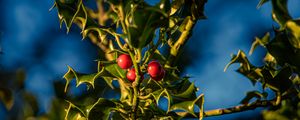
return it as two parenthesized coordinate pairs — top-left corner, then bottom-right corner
(117, 54), (165, 82)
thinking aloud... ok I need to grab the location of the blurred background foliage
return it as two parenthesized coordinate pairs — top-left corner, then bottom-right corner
(0, 0), (300, 120)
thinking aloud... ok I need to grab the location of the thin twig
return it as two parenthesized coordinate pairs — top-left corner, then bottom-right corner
(203, 99), (276, 117)
(180, 98), (279, 118)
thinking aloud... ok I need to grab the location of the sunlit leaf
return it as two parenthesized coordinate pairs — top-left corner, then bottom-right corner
(224, 50), (251, 72)
(170, 0), (184, 15)
(225, 50), (264, 85)
(264, 52), (277, 64)
(240, 91), (264, 104)
(151, 89), (164, 104)
(286, 20), (300, 49)
(271, 0), (292, 29)
(63, 66), (114, 92)
(105, 63), (126, 79)
(154, 89), (172, 112)
(249, 32), (270, 55)
(66, 98), (116, 120)
(173, 82), (196, 99)
(170, 94), (204, 117)
(54, 0), (82, 32)
(81, 20), (115, 40)
(65, 104), (86, 120)
(54, 0), (112, 42)
(237, 67), (263, 85)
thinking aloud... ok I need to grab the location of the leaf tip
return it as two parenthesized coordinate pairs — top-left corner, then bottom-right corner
(49, 3), (57, 12)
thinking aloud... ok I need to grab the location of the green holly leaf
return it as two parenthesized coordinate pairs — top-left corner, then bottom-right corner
(224, 50), (251, 72)
(286, 20), (300, 49)
(238, 67), (264, 86)
(173, 82), (196, 99)
(263, 52), (277, 65)
(152, 50), (167, 62)
(265, 66), (293, 93)
(240, 91), (265, 104)
(173, 0), (206, 20)
(142, 79), (164, 96)
(65, 98), (116, 120)
(163, 70), (181, 84)
(151, 89), (164, 104)
(54, 0), (111, 42)
(271, 0), (292, 29)
(150, 89), (172, 112)
(54, 0), (82, 32)
(88, 99), (117, 120)
(97, 61), (125, 89)
(225, 50), (264, 85)
(170, 0), (184, 15)
(249, 32), (270, 55)
(190, 0), (207, 20)
(104, 63), (126, 79)
(127, 3), (168, 48)
(65, 105), (86, 120)
(63, 66), (114, 92)
(267, 32), (300, 68)
(147, 81), (200, 115)
(167, 78), (197, 100)
(81, 20), (113, 40)
(169, 94), (204, 117)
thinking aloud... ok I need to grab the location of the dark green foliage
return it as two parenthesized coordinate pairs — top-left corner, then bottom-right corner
(224, 0), (300, 119)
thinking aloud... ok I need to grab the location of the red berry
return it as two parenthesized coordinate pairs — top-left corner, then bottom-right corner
(126, 68), (144, 82)
(147, 61), (162, 77)
(126, 68), (136, 82)
(117, 54), (133, 69)
(151, 69), (165, 81)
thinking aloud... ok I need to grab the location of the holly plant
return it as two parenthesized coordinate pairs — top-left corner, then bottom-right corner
(41, 0), (300, 119)
(52, 0), (206, 119)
